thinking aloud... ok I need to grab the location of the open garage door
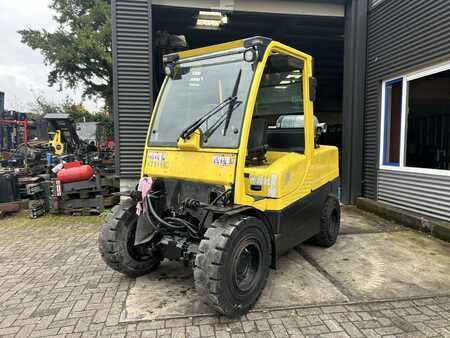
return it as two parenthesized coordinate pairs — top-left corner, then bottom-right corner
(113, 0), (367, 204)
(151, 2), (345, 156)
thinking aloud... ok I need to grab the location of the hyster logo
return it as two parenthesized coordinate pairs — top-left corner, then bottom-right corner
(249, 174), (278, 198)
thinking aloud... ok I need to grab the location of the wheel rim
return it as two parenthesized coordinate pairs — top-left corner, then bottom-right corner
(232, 239), (262, 293)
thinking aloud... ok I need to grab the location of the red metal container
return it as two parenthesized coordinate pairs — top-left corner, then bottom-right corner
(57, 163), (94, 183)
(63, 161), (82, 169)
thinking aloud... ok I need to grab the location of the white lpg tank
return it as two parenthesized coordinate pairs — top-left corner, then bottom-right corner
(276, 115), (327, 137)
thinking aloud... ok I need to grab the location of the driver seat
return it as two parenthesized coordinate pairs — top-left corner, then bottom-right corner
(246, 117), (268, 165)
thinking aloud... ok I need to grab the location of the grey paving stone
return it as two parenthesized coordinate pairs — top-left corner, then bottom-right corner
(0, 213), (449, 338)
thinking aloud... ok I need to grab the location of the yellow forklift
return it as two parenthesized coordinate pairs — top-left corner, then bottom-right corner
(45, 113), (81, 156)
(99, 37), (340, 317)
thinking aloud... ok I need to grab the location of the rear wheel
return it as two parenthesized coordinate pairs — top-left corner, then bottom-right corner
(312, 195), (341, 247)
(194, 215), (271, 317)
(98, 199), (160, 277)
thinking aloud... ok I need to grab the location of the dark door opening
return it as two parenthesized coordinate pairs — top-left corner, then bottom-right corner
(151, 5), (345, 155)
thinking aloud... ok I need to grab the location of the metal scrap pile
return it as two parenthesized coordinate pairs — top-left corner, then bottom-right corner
(0, 109), (118, 218)
(0, 151), (119, 218)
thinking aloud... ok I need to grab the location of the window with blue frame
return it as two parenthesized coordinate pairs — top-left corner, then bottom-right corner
(382, 79), (402, 166)
(380, 62), (450, 173)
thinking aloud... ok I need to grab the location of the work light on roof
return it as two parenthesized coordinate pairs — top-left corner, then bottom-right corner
(244, 49), (258, 62)
(164, 64), (173, 77)
(196, 11), (228, 28)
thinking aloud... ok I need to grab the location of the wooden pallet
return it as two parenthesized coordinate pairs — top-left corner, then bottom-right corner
(0, 201), (21, 217)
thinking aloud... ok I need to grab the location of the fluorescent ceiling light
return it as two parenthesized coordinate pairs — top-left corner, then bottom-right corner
(196, 19), (221, 27)
(286, 74), (302, 79)
(199, 10), (222, 17)
(196, 10), (228, 28)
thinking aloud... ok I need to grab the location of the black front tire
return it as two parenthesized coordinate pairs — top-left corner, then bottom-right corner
(194, 215), (271, 317)
(312, 195), (341, 247)
(98, 199), (160, 277)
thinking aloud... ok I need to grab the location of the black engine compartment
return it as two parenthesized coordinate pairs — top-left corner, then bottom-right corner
(132, 178), (229, 263)
(152, 178), (226, 226)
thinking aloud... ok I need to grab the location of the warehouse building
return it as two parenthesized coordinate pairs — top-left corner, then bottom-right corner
(112, 0), (450, 221)
(364, 0), (450, 221)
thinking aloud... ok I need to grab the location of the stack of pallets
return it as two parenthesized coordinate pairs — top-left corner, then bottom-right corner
(49, 174), (119, 215)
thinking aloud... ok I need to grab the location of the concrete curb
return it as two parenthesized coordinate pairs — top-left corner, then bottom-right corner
(356, 197), (450, 243)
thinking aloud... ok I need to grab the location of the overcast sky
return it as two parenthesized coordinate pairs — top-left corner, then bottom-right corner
(0, 0), (103, 112)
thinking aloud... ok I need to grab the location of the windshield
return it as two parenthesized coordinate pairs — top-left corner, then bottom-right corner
(148, 50), (255, 148)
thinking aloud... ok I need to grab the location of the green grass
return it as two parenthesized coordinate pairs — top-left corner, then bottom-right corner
(1, 210), (106, 227)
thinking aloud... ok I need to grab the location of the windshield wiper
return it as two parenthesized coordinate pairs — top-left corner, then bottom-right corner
(223, 70), (242, 136)
(180, 69), (242, 140)
(179, 97), (235, 140)
(179, 69), (243, 141)
(203, 100), (242, 140)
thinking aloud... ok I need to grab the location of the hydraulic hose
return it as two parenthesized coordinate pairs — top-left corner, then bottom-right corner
(145, 196), (184, 230)
(199, 189), (231, 231)
(145, 195), (201, 239)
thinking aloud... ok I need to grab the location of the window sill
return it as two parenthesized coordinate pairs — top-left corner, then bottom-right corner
(379, 165), (450, 177)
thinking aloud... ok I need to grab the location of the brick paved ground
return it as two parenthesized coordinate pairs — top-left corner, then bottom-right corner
(1, 213), (450, 338)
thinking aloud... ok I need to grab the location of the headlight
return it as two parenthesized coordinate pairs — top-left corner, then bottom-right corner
(164, 64), (173, 77)
(244, 49), (257, 62)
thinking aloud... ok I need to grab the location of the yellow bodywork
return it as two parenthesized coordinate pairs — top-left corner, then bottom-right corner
(142, 38), (339, 212)
(49, 130), (64, 156)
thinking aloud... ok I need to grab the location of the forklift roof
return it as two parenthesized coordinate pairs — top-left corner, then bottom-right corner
(163, 36), (273, 63)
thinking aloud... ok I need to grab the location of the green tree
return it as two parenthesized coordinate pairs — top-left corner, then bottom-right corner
(19, 0), (113, 111)
(30, 95), (61, 115)
(31, 96), (114, 137)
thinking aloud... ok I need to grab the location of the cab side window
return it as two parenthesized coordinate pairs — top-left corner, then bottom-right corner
(255, 55), (304, 116)
(253, 54), (306, 154)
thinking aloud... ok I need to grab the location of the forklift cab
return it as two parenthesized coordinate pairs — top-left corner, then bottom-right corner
(239, 48), (334, 213)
